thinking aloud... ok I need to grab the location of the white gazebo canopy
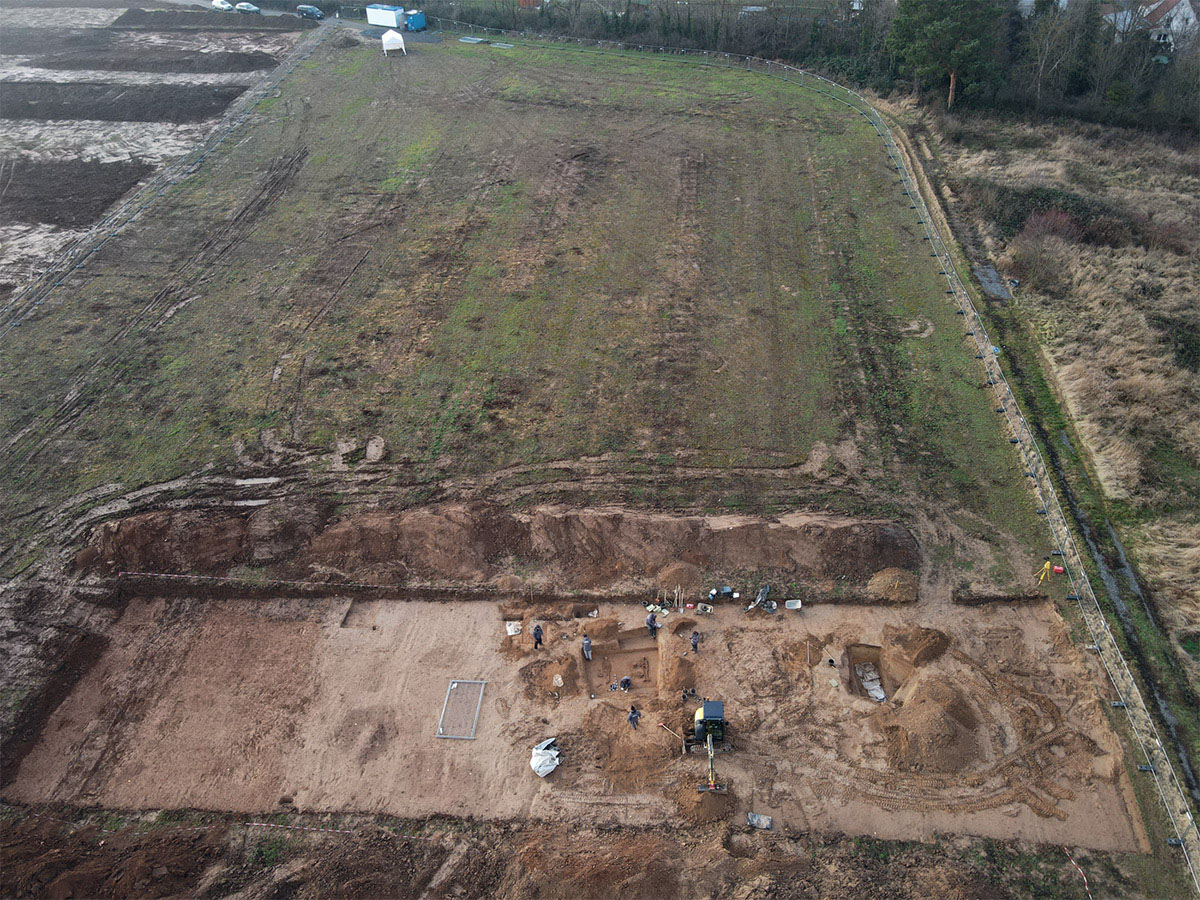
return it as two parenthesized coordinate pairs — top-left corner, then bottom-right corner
(381, 29), (406, 55)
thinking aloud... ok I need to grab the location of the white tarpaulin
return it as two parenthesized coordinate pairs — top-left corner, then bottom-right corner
(381, 29), (406, 56)
(530, 737), (561, 777)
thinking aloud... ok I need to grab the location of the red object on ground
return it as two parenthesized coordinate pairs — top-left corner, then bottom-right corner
(1053, 565), (1065, 575)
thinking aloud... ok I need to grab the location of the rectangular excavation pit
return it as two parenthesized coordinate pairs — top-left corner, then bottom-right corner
(340, 599), (379, 629)
(847, 643), (888, 701)
(583, 628), (660, 696)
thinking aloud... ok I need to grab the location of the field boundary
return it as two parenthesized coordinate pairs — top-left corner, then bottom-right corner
(423, 17), (1200, 890)
(0, 23), (334, 341)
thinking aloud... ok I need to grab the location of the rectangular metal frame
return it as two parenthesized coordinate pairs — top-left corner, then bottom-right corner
(436, 679), (487, 740)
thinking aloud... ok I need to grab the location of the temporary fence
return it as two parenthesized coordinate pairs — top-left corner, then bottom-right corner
(425, 16), (1200, 890)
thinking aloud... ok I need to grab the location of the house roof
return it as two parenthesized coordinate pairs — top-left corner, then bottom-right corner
(1145, 0), (1184, 25)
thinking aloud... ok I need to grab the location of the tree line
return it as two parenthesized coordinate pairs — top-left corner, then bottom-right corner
(419, 0), (1199, 132)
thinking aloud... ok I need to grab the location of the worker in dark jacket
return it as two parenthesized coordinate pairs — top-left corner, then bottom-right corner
(690, 631), (701, 653)
(645, 612), (657, 639)
(532, 623), (544, 650)
(628, 706), (641, 730)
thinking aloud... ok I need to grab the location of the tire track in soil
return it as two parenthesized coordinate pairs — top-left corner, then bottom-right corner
(2, 148), (307, 472)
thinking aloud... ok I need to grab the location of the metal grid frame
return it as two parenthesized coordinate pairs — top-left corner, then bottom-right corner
(436, 679), (487, 740)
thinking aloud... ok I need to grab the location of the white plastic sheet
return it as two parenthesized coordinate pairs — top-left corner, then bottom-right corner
(530, 737), (561, 777)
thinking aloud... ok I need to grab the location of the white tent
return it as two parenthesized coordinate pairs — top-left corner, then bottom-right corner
(381, 29), (406, 56)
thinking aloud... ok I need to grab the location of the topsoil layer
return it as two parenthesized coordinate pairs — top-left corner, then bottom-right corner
(32, 48), (279, 73)
(0, 159), (154, 228)
(0, 27), (114, 56)
(1, 0), (173, 6)
(0, 81), (248, 123)
(111, 8), (317, 30)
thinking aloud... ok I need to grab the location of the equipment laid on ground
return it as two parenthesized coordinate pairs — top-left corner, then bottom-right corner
(784, 599), (803, 612)
(707, 586), (740, 603)
(685, 701), (730, 793)
(744, 584), (776, 614)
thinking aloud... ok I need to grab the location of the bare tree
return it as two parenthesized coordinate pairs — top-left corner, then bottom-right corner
(1023, 6), (1077, 108)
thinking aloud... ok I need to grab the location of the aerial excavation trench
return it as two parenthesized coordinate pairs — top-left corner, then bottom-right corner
(2, 501), (1148, 852)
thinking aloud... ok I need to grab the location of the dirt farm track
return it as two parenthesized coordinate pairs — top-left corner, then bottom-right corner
(0, 7), (1196, 899)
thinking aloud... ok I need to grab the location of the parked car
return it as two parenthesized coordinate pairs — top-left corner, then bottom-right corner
(211, 0), (234, 9)
(235, 2), (261, 12)
(296, 4), (324, 18)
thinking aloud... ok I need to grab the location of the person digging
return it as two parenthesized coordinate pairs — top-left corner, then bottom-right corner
(532, 623), (544, 650)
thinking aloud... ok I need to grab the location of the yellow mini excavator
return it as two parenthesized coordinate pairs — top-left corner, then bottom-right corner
(684, 700), (729, 793)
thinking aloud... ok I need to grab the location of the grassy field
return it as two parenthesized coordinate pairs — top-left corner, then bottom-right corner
(0, 37), (1042, 571)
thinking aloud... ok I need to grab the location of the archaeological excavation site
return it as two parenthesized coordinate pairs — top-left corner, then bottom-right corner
(1, 3), (1196, 898)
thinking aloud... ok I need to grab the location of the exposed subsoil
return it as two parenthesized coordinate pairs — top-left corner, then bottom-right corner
(0, 158), (153, 227)
(111, 8), (317, 30)
(30, 48), (278, 73)
(1, 592), (1145, 854)
(0, 811), (1107, 900)
(76, 502), (921, 595)
(0, 82), (248, 123)
(0, 27), (115, 57)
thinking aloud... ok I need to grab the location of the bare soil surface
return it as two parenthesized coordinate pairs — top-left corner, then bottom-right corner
(3, 809), (1145, 900)
(0, 119), (215, 162)
(0, 158), (153, 227)
(30, 47), (278, 72)
(0, 5), (124, 26)
(76, 502), (922, 596)
(2, 592), (1145, 853)
(0, 81), (248, 122)
(111, 7), (317, 30)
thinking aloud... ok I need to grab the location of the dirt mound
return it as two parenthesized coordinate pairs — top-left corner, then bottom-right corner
(112, 7), (315, 29)
(527, 507), (920, 586)
(656, 561), (701, 591)
(658, 654), (695, 693)
(674, 781), (736, 824)
(77, 510), (246, 575)
(80, 502), (919, 591)
(510, 831), (680, 900)
(33, 48), (278, 73)
(245, 498), (331, 564)
(0, 159), (153, 229)
(879, 671), (984, 774)
(520, 655), (580, 701)
(0, 816), (228, 899)
(669, 616), (697, 635)
(867, 567), (919, 603)
(880, 624), (950, 687)
(0, 82), (248, 124)
(305, 503), (531, 583)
